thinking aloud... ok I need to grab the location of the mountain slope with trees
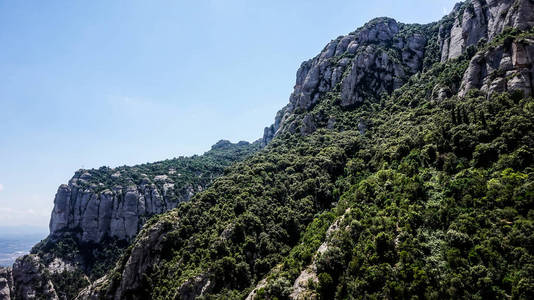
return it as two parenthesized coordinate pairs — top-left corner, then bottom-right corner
(77, 0), (534, 299)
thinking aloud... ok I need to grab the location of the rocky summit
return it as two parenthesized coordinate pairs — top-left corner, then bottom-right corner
(4, 0), (534, 299)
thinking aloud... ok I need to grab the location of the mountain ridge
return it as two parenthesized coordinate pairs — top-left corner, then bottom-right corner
(1, 0), (534, 299)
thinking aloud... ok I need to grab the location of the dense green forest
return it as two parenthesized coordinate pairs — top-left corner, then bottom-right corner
(90, 25), (534, 299)
(30, 140), (259, 299)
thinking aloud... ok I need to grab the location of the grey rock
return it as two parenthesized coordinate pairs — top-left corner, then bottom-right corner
(358, 120), (367, 135)
(177, 274), (213, 300)
(113, 212), (179, 300)
(12, 255), (58, 300)
(460, 38), (534, 97)
(0, 267), (13, 300)
(440, 0), (534, 61)
(262, 18), (428, 144)
(300, 114), (317, 135)
(49, 168), (200, 243)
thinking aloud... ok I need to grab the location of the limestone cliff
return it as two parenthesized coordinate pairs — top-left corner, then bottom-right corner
(459, 30), (534, 97)
(49, 170), (195, 244)
(46, 139), (256, 243)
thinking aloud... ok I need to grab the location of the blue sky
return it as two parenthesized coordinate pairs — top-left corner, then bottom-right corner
(0, 0), (458, 228)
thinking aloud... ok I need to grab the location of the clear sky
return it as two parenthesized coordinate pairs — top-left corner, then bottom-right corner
(0, 0), (458, 229)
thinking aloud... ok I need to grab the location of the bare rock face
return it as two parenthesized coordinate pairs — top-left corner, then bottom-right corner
(176, 274), (213, 300)
(0, 267), (13, 300)
(12, 255), (58, 300)
(76, 211), (180, 300)
(49, 171), (198, 244)
(439, 0), (534, 61)
(460, 37), (534, 97)
(262, 18), (428, 145)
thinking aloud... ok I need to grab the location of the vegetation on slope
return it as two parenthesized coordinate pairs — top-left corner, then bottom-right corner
(97, 27), (534, 299)
(31, 140), (260, 299)
(257, 32), (534, 299)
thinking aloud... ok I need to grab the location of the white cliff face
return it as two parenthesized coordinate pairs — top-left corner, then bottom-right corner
(49, 171), (200, 243)
(439, 0), (534, 62)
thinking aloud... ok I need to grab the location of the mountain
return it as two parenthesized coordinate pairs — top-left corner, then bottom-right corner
(2, 0), (534, 299)
(68, 0), (533, 299)
(0, 140), (259, 300)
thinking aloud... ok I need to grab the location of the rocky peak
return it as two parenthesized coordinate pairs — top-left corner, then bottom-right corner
(48, 171), (188, 244)
(459, 32), (534, 97)
(439, 0), (534, 98)
(261, 0), (534, 147)
(48, 140), (257, 245)
(211, 139), (234, 150)
(262, 18), (429, 145)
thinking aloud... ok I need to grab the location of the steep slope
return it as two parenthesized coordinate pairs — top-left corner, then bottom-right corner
(4, 140), (258, 300)
(249, 30), (534, 299)
(76, 1), (534, 299)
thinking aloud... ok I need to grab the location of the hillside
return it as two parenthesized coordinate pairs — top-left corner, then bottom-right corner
(0, 140), (259, 300)
(73, 0), (534, 299)
(1, 0), (534, 299)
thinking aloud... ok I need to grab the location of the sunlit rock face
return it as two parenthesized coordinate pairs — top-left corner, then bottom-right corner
(439, 0), (534, 62)
(49, 171), (195, 243)
(262, 17), (428, 145)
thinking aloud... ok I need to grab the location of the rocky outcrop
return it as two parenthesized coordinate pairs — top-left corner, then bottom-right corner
(49, 139), (257, 244)
(262, 18), (429, 145)
(49, 172), (197, 244)
(0, 267), (13, 300)
(12, 255), (58, 300)
(176, 274), (213, 300)
(76, 211), (180, 300)
(439, 0), (534, 62)
(262, 0), (534, 147)
(459, 36), (534, 97)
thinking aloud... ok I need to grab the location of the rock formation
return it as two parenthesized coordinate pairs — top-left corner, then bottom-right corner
(49, 172), (194, 243)
(262, 17), (429, 145)
(439, 0), (534, 62)
(262, 0), (534, 146)
(0, 267), (13, 300)
(460, 34), (534, 97)
(47, 140), (257, 245)
(11, 255), (58, 300)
